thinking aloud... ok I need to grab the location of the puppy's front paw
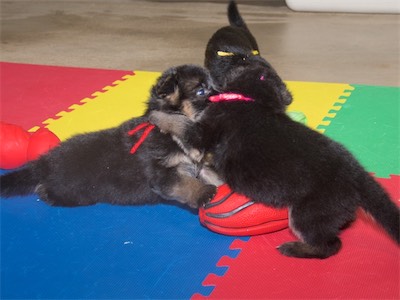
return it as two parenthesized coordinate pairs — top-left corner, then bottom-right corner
(149, 111), (168, 131)
(188, 148), (203, 162)
(197, 184), (217, 207)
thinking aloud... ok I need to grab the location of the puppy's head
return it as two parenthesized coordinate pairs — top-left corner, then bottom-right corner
(222, 58), (293, 113)
(205, 2), (292, 111)
(205, 1), (260, 87)
(147, 65), (213, 120)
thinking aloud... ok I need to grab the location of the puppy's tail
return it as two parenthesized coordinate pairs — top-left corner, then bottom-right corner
(0, 165), (39, 198)
(359, 174), (400, 244)
(228, 1), (248, 30)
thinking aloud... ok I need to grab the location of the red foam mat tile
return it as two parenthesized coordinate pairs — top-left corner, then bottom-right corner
(0, 62), (132, 130)
(375, 175), (400, 203)
(202, 175), (400, 299)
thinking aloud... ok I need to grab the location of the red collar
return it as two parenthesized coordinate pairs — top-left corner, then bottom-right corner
(128, 122), (155, 154)
(209, 93), (254, 103)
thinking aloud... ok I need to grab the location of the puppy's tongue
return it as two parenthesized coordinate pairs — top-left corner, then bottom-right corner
(209, 93), (254, 102)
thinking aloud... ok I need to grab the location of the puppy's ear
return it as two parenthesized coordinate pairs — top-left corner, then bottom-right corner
(259, 70), (293, 108)
(155, 70), (180, 105)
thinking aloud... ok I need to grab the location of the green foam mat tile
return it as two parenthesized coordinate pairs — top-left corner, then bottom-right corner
(320, 84), (399, 178)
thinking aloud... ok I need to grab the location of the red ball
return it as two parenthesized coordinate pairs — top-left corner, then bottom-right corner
(27, 128), (60, 161)
(199, 184), (288, 236)
(0, 122), (30, 169)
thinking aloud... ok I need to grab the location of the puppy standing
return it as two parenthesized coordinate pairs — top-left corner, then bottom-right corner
(150, 3), (399, 258)
(1, 65), (217, 209)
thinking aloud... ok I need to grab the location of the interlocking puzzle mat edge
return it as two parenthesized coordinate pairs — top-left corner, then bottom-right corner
(192, 82), (355, 298)
(42, 78), (355, 140)
(2, 63), (399, 299)
(42, 70), (161, 141)
(193, 175), (400, 299)
(193, 84), (400, 299)
(0, 62), (133, 131)
(322, 84), (400, 178)
(1, 63), (239, 299)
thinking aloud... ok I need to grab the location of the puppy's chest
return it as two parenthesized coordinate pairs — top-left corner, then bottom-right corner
(163, 151), (201, 178)
(210, 111), (257, 141)
(209, 110), (275, 156)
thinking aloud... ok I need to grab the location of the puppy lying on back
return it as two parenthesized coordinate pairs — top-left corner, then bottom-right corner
(1, 65), (218, 209)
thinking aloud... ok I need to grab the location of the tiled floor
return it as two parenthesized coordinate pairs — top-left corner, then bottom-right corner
(1, 0), (399, 86)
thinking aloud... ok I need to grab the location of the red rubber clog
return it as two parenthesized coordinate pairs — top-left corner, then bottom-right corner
(199, 184), (289, 236)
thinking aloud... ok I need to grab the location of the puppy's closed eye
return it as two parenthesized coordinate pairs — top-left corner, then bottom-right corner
(217, 50), (259, 57)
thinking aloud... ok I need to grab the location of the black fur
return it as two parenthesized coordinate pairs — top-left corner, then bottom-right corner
(151, 61), (400, 259)
(205, 1), (292, 106)
(204, 1), (259, 88)
(0, 65), (218, 209)
(150, 2), (400, 259)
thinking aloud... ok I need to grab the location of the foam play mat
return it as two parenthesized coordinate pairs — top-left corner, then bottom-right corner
(1, 62), (399, 299)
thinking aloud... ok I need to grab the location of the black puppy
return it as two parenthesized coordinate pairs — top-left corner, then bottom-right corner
(205, 1), (292, 107)
(205, 0), (259, 86)
(0, 65), (218, 209)
(150, 60), (399, 259)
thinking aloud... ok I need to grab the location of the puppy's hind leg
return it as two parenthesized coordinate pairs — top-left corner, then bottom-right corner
(278, 204), (345, 259)
(35, 184), (97, 207)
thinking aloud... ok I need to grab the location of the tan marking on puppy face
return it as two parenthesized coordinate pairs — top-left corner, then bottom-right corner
(182, 78), (203, 94)
(165, 86), (180, 106)
(181, 100), (196, 120)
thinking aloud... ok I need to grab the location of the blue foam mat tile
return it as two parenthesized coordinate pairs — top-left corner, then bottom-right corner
(0, 180), (238, 299)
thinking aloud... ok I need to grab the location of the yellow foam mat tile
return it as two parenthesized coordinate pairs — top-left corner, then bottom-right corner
(42, 71), (160, 141)
(286, 81), (354, 131)
(42, 74), (353, 141)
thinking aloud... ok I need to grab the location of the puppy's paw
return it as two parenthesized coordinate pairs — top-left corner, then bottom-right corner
(197, 184), (217, 207)
(149, 111), (169, 132)
(188, 148), (203, 162)
(277, 242), (304, 257)
(277, 240), (339, 259)
(149, 111), (191, 137)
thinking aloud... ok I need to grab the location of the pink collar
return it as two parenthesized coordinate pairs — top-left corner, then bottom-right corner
(209, 93), (254, 103)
